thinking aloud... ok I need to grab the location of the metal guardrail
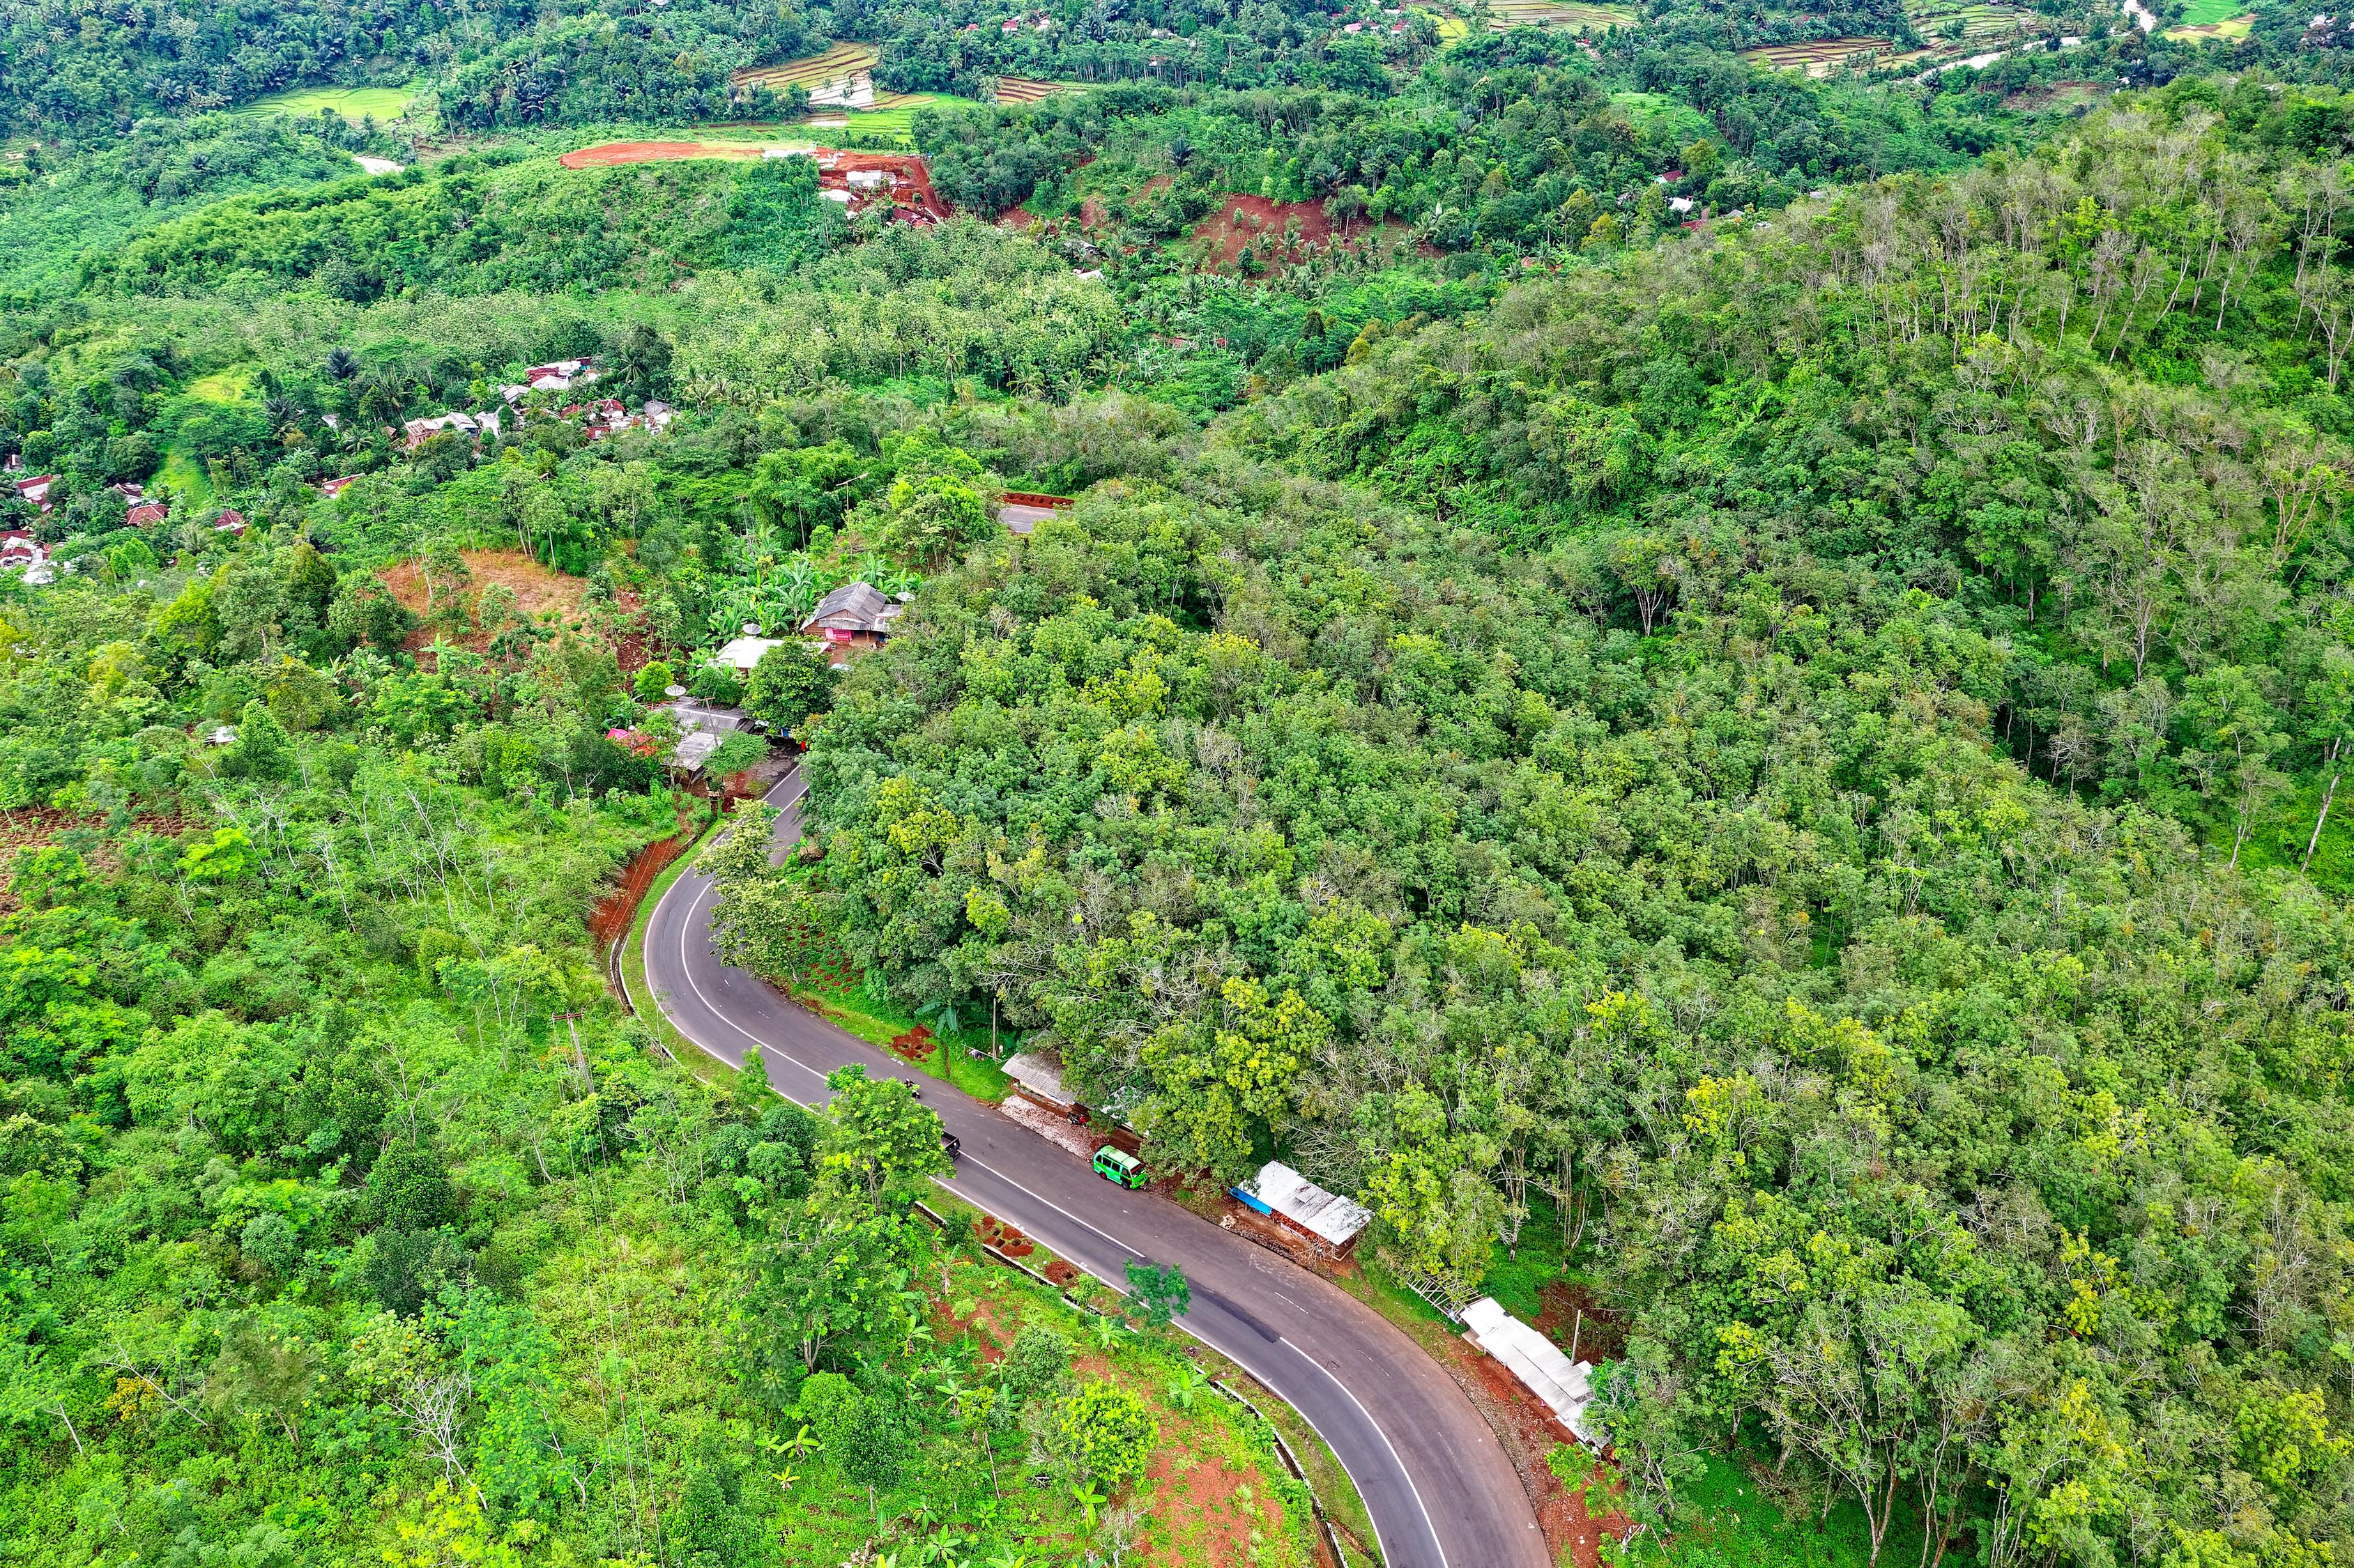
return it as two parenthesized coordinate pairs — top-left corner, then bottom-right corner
(1205, 1374), (1362, 1568)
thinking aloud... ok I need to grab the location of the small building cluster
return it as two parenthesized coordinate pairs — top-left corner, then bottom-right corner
(402, 409), (503, 449)
(499, 359), (602, 401)
(710, 581), (913, 677)
(397, 387), (671, 453)
(12, 472), (56, 515)
(798, 150), (950, 225)
(1, 528), (49, 582)
(579, 397), (675, 442)
(961, 11), (1056, 31)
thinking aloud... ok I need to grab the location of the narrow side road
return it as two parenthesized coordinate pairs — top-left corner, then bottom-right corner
(644, 771), (1549, 1568)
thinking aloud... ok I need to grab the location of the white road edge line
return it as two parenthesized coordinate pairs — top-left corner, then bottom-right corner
(1283, 1335), (1444, 1568)
(645, 785), (1435, 1568)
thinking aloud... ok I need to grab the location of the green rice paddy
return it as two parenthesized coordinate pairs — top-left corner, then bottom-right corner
(231, 84), (418, 122)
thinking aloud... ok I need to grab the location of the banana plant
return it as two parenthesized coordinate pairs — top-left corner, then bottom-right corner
(1165, 1368), (1207, 1411)
(770, 1467), (801, 1493)
(1070, 1482), (1107, 1532)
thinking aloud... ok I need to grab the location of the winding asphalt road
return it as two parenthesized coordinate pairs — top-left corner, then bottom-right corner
(643, 770), (1547, 1568)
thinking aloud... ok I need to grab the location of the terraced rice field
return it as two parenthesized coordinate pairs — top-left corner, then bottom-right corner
(231, 84), (418, 121)
(732, 41), (928, 111)
(1484, 0), (1637, 30)
(1742, 35), (1895, 73)
(1906, 0), (2032, 44)
(994, 76), (1080, 103)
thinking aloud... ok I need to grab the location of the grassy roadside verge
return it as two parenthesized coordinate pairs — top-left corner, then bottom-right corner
(793, 972), (1014, 1101)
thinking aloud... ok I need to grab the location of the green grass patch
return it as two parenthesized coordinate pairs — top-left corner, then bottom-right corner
(232, 84), (419, 122)
(182, 367), (255, 401)
(1619, 1450), (1891, 1567)
(800, 102), (956, 144)
(793, 970), (1013, 1101)
(2176, 0), (2245, 22)
(153, 447), (214, 509)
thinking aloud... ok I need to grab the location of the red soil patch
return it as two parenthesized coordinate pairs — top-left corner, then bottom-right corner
(886, 1022), (935, 1063)
(560, 141), (761, 168)
(823, 149), (950, 224)
(381, 548), (650, 663)
(975, 1213), (1037, 1259)
(0, 808), (190, 914)
(1042, 1259), (1080, 1287)
(1191, 194), (1397, 270)
(933, 1285), (1021, 1364)
(1140, 1440), (1299, 1568)
(588, 817), (696, 948)
(1444, 1330), (1631, 1566)
(557, 143), (948, 224)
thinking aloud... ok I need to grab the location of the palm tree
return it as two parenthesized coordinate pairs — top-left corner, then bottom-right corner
(355, 368), (408, 428)
(325, 346), (358, 381)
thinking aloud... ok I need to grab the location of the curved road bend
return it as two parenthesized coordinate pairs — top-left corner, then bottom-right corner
(645, 771), (1547, 1568)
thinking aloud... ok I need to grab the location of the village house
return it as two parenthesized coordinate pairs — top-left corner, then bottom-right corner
(500, 359), (600, 401)
(0, 530), (45, 574)
(800, 581), (905, 661)
(401, 408), (500, 449)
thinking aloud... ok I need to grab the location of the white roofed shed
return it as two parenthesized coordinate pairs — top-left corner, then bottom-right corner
(1462, 1297), (1600, 1446)
(1230, 1161), (1371, 1252)
(714, 634), (784, 673)
(1002, 1051), (1074, 1108)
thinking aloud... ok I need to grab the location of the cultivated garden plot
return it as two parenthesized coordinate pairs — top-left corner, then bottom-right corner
(1483, 0), (1638, 30)
(1904, 0), (2035, 47)
(993, 76), (1083, 104)
(1740, 34), (1900, 74)
(730, 40), (929, 112)
(2164, 0), (2254, 37)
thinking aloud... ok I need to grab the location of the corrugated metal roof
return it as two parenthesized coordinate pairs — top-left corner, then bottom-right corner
(1002, 1052), (1073, 1105)
(1236, 1162), (1371, 1248)
(671, 730), (724, 771)
(714, 635), (784, 672)
(1462, 1297), (1598, 1445)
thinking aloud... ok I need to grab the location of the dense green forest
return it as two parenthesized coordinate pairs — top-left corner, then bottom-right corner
(16, 0), (2354, 1562)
